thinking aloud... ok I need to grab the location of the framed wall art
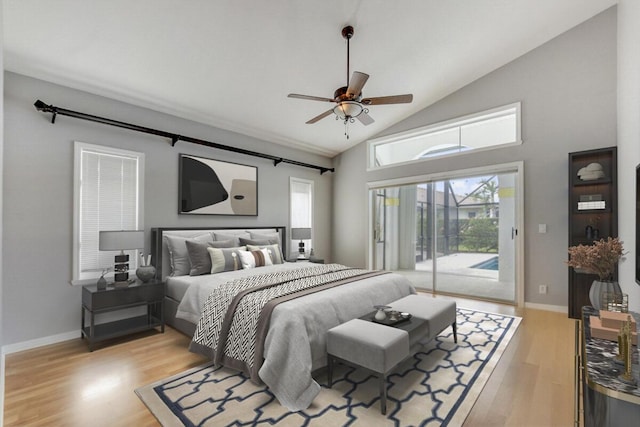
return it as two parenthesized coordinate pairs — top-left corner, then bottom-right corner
(179, 154), (258, 215)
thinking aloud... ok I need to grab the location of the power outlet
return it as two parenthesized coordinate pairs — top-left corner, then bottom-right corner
(539, 285), (548, 294)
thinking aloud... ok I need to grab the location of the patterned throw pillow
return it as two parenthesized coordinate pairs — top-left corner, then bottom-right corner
(250, 232), (285, 261)
(246, 244), (283, 264)
(238, 248), (274, 269)
(206, 247), (247, 274)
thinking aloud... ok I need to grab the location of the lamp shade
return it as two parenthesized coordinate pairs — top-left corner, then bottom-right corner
(99, 230), (144, 251)
(333, 101), (363, 119)
(291, 228), (312, 240)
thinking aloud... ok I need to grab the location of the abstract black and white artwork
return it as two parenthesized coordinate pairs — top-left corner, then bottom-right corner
(179, 154), (257, 215)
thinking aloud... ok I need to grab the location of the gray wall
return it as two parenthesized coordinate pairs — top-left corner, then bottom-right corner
(2, 72), (333, 345)
(332, 7), (617, 307)
(617, 1), (640, 313)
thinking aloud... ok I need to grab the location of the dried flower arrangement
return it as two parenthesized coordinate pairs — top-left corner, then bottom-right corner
(566, 237), (625, 281)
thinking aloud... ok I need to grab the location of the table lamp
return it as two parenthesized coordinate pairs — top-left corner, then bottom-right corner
(99, 230), (144, 287)
(291, 228), (311, 259)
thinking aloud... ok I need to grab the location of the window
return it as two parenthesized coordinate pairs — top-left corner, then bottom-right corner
(289, 177), (314, 257)
(72, 142), (144, 284)
(368, 103), (521, 169)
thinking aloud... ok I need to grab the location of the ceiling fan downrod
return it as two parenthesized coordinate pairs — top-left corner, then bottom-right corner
(342, 25), (354, 90)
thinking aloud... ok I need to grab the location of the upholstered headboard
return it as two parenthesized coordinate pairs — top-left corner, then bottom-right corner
(150, 226), (287, 281)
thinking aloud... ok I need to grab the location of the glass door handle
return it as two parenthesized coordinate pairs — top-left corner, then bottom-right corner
(511, 227), (518, 239)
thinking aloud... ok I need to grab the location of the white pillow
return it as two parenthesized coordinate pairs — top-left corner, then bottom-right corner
(238, 248), (274, 269)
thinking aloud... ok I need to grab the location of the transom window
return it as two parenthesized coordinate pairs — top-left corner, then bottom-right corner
(368, 103), (521, 169)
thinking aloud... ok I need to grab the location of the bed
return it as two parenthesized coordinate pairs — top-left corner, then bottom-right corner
(150, 226), (416, 411)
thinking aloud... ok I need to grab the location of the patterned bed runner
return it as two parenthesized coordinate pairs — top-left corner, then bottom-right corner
(189, 263), (388, 382)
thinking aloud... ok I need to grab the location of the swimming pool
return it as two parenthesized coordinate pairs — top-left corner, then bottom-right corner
(470, 256), (499, 270)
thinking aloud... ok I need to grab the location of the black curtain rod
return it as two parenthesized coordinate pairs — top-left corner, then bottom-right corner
(33, 100), (335, 175)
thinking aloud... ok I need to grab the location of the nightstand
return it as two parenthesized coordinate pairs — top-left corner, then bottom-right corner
(81, 280), (164, 351)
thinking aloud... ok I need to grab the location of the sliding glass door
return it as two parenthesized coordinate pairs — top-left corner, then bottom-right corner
(371, 170), (518, 304)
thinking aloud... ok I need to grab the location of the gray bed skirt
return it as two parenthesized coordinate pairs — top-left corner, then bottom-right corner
(164, 295), (196, 337)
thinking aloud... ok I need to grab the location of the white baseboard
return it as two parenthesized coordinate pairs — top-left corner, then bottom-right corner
(524, 302), (568, 313)
(1, 330), (78, 355)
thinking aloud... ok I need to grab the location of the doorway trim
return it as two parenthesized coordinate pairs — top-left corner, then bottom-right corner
(366, 161), (525, 308)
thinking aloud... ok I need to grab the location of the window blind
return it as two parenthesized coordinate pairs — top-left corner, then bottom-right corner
(79, 149), (140, 275)
(290, 179), (312, 228)
(290, 178), (313, 253)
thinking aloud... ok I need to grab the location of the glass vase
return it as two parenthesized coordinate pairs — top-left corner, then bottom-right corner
(589, 280), (622, 310)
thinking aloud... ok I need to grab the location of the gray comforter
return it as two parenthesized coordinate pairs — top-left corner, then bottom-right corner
(175, 263), (416, 411)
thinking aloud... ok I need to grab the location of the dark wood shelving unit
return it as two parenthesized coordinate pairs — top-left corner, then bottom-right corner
(567, 147), (617, 319)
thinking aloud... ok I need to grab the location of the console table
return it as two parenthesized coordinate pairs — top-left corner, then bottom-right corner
(576, 306), (640, 426)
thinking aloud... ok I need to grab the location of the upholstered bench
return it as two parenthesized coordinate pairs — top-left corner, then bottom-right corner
(326, 319), (409, 415)
(326, 295), (457, 414)
(387, 295), (457, 348)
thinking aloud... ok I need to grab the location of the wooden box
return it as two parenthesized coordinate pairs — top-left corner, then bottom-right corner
(590, 316), (638, 345)
(599, 310), (637, 329)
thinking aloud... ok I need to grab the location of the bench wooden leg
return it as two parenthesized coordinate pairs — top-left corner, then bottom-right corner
(452, 322), (458, 343)
(327, 355), (333, 388)
(379, 373), (387, 415)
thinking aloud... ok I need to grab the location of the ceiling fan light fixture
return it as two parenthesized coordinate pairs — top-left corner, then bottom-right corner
(333, 101), (363, 120)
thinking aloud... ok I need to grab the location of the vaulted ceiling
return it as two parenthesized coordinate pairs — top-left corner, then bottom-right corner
(3, 0), (616, 157)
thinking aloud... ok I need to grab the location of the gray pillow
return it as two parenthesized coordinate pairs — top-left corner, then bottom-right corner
(250, 232), (281, 246)
(247, 243), (284, 264)
(251, 233), (285, 264)
(165, 233), (213, 276)
(213, 232), (251, 247)
(250, 232), (284, 263)
(186, 239), (236, 276)
(239, 237), (277, 246)
(207, 247), (247, 273)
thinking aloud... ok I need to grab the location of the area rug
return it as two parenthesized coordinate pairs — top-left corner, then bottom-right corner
(136, 308), (520, 426)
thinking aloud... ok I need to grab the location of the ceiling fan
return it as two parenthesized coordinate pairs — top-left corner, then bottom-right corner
(288, 25), (413, 138)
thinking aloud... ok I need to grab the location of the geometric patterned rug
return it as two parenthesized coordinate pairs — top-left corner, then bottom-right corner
(136, 308), (521, 426)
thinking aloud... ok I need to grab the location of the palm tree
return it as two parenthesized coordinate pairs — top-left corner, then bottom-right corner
(463, 176), (499, 218)
(476, 178), (499, 218)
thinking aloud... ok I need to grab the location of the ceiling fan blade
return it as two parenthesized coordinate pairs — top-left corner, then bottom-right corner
(346, 71), (369, 98)
(357, 111), (375, 126)
(288, 93), (335, 103)
(362, 94), (413, 105)
(306, 109), (334, 124)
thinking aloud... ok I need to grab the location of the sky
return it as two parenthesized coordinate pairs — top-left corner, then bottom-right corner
(418, 175), (499, 199)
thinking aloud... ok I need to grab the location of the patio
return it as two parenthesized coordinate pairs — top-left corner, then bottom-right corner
(393, 252), (515, 302)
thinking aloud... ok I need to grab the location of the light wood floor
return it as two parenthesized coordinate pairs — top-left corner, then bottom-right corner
(3, 297), (576, 426)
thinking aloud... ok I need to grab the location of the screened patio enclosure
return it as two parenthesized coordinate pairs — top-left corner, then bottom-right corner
(372, 173), (517, 303)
